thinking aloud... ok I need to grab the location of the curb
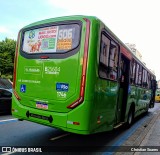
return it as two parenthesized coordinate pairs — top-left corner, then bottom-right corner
(114, 110), (160, 155)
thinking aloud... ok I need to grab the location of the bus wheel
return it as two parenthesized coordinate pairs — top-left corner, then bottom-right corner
(145, 105), (149, 114)
(126, 109), (134, 128)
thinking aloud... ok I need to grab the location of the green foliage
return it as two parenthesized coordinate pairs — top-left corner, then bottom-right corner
(0, 38), (16, 80)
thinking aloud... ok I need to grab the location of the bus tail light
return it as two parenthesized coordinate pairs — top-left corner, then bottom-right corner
(73, 122), (80, 125)
(67, 18), (90, 109)
(13, 90), (21, 101)
(67, 97), (83, 109)
(40, 56), (49, 59)
(67, 121), (80, 125)
(13, 31), (20, 89)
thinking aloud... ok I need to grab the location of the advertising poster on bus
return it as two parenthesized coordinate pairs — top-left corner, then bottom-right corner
(23, 26), (58, 53)
(22, 24), (80, 54)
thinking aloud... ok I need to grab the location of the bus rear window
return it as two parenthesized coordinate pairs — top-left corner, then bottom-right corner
(22, 24), (80, 54)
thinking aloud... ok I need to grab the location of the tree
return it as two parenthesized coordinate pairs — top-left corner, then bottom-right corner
(0, 38), (16, 80)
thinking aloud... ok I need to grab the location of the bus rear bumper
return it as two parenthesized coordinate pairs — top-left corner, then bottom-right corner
(12, 95), (91, 135)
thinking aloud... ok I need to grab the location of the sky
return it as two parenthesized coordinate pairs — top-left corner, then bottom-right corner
(0, 0), (160, 79)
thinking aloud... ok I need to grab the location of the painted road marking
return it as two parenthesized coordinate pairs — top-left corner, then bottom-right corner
(0, 118), (18, 124)
(50, 133), (70, 141)
(1, 152), (15, 155)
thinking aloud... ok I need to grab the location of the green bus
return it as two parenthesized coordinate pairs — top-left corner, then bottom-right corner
(12, 15), (156, 135)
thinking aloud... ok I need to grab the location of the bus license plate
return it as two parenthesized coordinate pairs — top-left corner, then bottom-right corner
(36, 102), (48, 109)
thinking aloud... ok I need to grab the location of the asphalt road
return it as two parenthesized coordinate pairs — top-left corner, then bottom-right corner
(0, 103), (160, 154)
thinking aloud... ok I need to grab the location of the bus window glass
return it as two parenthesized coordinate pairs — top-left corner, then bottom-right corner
(135, 63), (139, 85)
(138, 65), (142, 86)
(130, 60), (133, 82)
(99, 34), (110, 79)
(146, 72), (149, 88)
(99, 34), (118, 81)
(108, 42), (118, 80)
(142, 69), (147, 87)
(22, 24), (80, 54)
(131, 60), (136, 84)
(100, 34), (110, 67)
(148, 73), (151, 89)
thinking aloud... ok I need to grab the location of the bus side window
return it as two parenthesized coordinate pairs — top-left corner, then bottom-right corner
(142, 69), (148, 88)
(120, 59), (125, 82)
(99, 34), (110, 79)
(138, 65), (142, 86)
(130, 60), (136, 84)
(135, 63), (139, 85)
(99, 33), (119, 81)
(148, 73), (151, 89)
(108, 42), (118, 80)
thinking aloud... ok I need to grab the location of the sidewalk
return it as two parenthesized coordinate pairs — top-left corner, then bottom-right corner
(134, 110), (160, 155)
(115, 105), (160, 155)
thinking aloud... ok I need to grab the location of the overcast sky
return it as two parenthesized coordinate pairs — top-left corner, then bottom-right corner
(1, 0), (160, 79)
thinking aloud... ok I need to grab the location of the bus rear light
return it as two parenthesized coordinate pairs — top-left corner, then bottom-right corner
(67, 97), (83, 109)
(13, 90), (21, 101)
(80, 87), (84, 97)
(73, 122), (80, 125)
(40, 56), (49, 59)
(13, 32), (20, 89)
(67, 18), (90, 109)
(80, 75), (85, 96)
(67, 121), (80, 125)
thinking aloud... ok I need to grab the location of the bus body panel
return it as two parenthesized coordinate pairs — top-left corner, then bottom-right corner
(12, 95), (93, 134)
(125, 85), (151, 121)
(15, 52), (81, 112)
(93, 80), (118, 129)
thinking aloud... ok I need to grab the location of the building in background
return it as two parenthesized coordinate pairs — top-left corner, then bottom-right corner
(125, 43), (156, 77)
(125, 43), (142, 61)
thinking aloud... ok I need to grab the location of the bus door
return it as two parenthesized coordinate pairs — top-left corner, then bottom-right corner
(117, 54), (130, 123)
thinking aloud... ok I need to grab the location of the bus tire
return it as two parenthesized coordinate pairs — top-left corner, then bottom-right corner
(126, 108), (134, 128)
(145, 105), (149, 114)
